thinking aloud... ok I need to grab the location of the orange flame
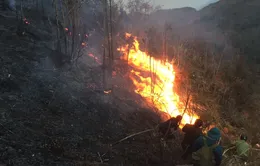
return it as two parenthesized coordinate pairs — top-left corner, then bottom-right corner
(118, 33), (199, 127)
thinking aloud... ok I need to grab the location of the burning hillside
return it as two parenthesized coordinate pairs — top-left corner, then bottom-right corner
(117, 33), (199, 127)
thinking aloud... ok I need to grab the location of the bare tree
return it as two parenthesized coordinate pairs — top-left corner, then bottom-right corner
(102, 0), (114, 91)
(53, 0), (61, 52)
(162, 22), (172, 63)
(126, 0), (160, 31)
(50, 0), (86, 65)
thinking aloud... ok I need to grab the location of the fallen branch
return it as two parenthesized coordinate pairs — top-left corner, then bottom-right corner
(111, 128), (154, 147)
(97, 152), (103, 163)
(223, 146), (235, 157)
(102, 128), (156, 157)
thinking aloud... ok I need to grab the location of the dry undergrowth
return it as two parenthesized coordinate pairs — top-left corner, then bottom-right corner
(169, 40), (260, 165)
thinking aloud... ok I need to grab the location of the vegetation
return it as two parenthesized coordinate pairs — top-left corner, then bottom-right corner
(1, 0), (260, 165)
(125, 0), (260, 165)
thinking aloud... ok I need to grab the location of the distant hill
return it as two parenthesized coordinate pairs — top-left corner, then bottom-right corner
(149, 7), (198, 28)
(198, 0), (219, 10)
(147, 0), (260, 61)
(199, 0), (260, 61)
(147, 6), (226, 49)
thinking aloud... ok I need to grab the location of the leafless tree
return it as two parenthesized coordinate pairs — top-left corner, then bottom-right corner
(102, 0), (115, 91)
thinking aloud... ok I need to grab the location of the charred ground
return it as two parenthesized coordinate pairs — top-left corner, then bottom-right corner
(0, 9), (188, 166)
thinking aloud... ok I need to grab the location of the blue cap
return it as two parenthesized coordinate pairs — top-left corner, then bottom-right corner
(207, 127), (221, 141)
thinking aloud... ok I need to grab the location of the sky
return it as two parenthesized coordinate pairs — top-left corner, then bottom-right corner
(152, 0), (219, 9)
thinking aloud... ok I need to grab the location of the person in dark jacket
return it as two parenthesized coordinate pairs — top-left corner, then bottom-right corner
(158, 115), (182, 139)
(181, 119), (203, 159)
(191, 127), (223, 166)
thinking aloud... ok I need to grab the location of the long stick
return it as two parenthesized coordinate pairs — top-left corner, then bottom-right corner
(101, 128), (155, 157)
(111, 129), (154, 146)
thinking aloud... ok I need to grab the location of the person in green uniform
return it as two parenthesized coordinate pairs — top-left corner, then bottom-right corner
(234, 134), (251, 161)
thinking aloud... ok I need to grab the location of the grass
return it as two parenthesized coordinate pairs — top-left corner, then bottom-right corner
(2, 3), (260, 165)
(167, 39), (260, 165)
(114, 28), (260, 165)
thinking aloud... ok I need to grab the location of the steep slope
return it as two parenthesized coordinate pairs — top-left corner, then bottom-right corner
(199, 0), (260, 61)
(0, 6), (188, 166)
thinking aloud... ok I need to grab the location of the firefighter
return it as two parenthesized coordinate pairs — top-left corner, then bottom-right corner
(191, 127), (223, 166)
(158, 115), (182, 139)
(234, 134), (251, 162)
(181, 119), (203, 159)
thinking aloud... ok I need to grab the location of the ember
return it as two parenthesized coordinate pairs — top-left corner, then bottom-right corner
(104, 90), (112, 94)
(81, 42), (87, 47)
(117, 33), (199, 127)
(23, 18), (30, 25)
(88, 53), (101, 65)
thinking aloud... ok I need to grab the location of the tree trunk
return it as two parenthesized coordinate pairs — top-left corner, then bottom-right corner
(105, 0), (110, 67)
(71, 10), (75, 61)
(20, 0), (24, 21)
(60, 1), (67, 55)
(41, 0), (44, 15)
(165, 31), (168, 62)
(54, 0), (61, 52)
(36, 0), (39, 11)
(150, 54), (153, 101)
(103, 0), (107, 90)
(109, 0), (114, 64)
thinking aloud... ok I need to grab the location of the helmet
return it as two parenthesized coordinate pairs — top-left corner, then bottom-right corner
(194, 119), (203, 128)
(176, 115), (183, 122)
(240, 134), (248, 141)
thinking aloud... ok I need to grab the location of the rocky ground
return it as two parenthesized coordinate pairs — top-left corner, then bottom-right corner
(0, 9), (189, 166)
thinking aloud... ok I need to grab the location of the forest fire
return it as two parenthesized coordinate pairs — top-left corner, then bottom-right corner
(117, 33), (199, 127)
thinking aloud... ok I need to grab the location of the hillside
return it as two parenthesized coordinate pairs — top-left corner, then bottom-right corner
(134, 1), (260, 164)
(199, 0), (260, 61)
(2, 0), (260, 165)
(0, 3), (187, 166)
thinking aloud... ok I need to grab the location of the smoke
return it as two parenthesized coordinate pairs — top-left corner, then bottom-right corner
(126, 1), (233, 55)
(153, 8), (227, 47)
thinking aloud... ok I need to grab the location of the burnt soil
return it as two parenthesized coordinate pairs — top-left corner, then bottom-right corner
(0, 10), (188, 166)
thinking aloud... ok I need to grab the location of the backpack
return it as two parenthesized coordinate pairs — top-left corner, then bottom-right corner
(192, 137), (218, 166)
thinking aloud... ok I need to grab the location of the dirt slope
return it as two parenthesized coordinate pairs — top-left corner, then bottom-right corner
(0, 8), (189, 166)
